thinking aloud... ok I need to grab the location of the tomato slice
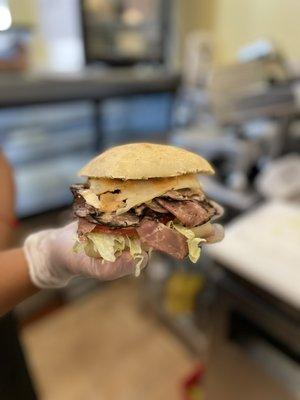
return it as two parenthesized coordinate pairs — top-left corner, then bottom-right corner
(92, 224), (138, 237)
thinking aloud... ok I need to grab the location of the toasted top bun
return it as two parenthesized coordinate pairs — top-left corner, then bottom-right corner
(79, 143), (214, 180)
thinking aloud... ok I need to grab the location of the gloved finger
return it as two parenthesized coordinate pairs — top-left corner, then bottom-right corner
(192, 222), (214, 238)
(210, 201), (224, 221)
(85, 250), (149, 280)
(59, 220), (78, 238)
(138, 251), (149, 270)
(205, 224), (225, 244)
(53, 220), (79, 252)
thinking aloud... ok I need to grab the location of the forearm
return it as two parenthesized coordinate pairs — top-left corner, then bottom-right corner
(0, 248), (39, 317)
(0, 222), (13, 250)
(0, 222), (148, 316)
(0, 152), (16, 249)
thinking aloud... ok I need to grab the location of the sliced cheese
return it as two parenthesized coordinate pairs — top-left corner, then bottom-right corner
(98, 192), (123, 213)
(88, 174), (202, 214)
(79, 189), (101, 209)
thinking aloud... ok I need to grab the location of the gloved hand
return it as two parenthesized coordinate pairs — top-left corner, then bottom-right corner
(24, 222), (149, 289)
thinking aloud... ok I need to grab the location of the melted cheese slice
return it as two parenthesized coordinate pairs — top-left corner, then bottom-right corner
(86, 174), (201, 214)
(79, 189), (101, 209)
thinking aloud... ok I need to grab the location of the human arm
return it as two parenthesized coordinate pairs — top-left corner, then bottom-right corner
(0, 152), (148, 316)
(0, 152), (16, 249)
(0, 151), (37, 315)
(0, 248), (39, 317)
(0, 222), (148, 317)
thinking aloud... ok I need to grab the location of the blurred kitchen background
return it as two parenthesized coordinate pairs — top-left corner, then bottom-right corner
(0, 0), (300, 399)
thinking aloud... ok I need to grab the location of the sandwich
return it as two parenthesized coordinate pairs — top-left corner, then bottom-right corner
(71, 143), (224, 275)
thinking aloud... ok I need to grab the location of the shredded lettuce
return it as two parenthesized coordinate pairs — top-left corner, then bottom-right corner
(114, 236), (126, 256)
(168, 221), (206, 263)
(127, 237), (142, 257)
(73, 232), (145, 276)
(126, 237), (144, 277)
(73, 240), (82, 254)
(86, 233), (125, 262)
(73, 239), (99, 258)
(134, 256), (144, 277)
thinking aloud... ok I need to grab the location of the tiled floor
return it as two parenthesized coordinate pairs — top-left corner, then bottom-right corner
(21, 280), (195, 400)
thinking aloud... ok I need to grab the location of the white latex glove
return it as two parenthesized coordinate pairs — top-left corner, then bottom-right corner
(24, 222), (149, 289)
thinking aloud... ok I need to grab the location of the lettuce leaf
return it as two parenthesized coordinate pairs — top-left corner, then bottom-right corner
(73, 240), (82, 254)
(126, 237), (144, 277)
(127, 237), (142, 257)
(73, 233), (144, 276)
(73, 238), (100, 258)
(168, 221), (206, 263)
(114, 236), (126, 256)
(86, 233), (126, 262)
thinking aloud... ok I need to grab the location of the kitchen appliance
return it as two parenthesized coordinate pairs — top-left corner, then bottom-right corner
(81, 0), (171, 66)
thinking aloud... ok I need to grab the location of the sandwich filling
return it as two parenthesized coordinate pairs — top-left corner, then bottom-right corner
(71, 174), (222, 269)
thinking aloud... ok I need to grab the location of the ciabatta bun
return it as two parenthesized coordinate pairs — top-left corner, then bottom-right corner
(79, 143), (214, 180)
